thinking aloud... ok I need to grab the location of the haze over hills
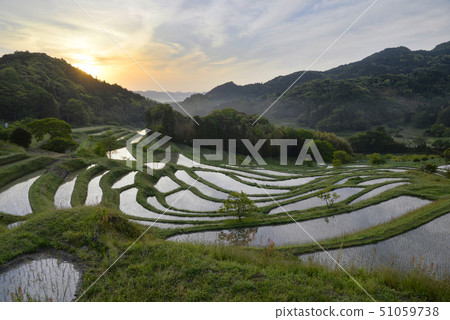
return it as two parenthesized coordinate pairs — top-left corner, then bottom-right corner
(180, 41), (450, 132)
(136, 90), (200, 103)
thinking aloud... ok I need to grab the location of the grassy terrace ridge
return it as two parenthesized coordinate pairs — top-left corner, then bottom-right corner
(0, 207), (448, 302)
(0, 131), (449, 301)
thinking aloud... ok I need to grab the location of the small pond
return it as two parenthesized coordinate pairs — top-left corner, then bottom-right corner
(0, 257), (81, 302)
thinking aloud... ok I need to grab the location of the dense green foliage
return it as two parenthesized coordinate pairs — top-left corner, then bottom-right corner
(0, 51), (157, 126)
(146, 105), (348, 162)
(349, 127), (408, 153)
(28, 118), (72, 141)
(28, 118), (78, 152)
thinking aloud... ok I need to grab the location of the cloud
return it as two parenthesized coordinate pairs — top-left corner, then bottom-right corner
(0, 0), (449, 91)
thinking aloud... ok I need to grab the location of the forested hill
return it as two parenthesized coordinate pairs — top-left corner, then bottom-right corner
(181, 41), (450, 132)
(0, 51), (157, 126)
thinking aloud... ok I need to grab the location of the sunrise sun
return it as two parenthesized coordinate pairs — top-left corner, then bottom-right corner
(72, 54), (100, 78)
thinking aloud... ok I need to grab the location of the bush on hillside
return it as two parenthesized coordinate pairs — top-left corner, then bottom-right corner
(10, 127), (32, 148)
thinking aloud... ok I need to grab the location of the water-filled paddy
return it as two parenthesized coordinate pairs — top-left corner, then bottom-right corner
(300, 214), (449, 278)
(175, 170), (229, 199)
(166, 190), (222, 212)
(120, 188), (232, 221)
(268, 187), (364, 215)
(0, 172), (41, 216)
(168, 196), (431, 247)
(349, 182), (409, 205)
(358, 178), (407, 186)
(112, 171), (137, 189)
(238, 176), (318, 187)
(154, 176), (180, 193)
(54, 175), (78, 209)
(195, 171), (286, 195)
(85, 171), (109, 206)
(108, 147), (135, 161)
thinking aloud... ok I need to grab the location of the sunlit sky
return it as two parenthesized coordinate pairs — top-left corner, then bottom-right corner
(0, 0), (449, 92)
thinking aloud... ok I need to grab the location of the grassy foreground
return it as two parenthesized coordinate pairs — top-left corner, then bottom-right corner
(0, 206), (448, 302)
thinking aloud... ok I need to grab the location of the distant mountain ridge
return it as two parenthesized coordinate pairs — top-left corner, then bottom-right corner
(180, 41), (450, 132)
(136, 90), (199, 103)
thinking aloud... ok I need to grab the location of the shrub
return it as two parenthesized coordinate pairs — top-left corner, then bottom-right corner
(75, 148), (96, 158)
(332, 159), (342, 167)
(333, 150), (353, 164)
(367, 153), (386, 165)
(42, 137), (78, 153)
(10, 127), (32, 148)
(421, 163), (437, 174)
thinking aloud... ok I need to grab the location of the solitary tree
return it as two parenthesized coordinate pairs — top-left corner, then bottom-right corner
(318, 190), (340, 208)
(219, 191), (257, 222)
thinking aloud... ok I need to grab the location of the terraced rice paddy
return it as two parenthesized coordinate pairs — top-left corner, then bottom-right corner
(166, 190), (222, 212)
(0, 172), (41, 216)
(349, 182), (410, 205)
(120, 188), (232, 222)
(1, 144), (448, 287)
(168, 196), (431, 247)
(154, 176), (180, 193)
(85, 171), (109, 206)
(300, 213), (450, 278)
(195, 171), (286, 195)
(111, 171), (137, 189)
(54, 175), (77, 209)
(268, 187), (364, 215)
(357, 178), (407, 186)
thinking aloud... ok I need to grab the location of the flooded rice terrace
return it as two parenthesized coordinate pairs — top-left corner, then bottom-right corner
(300, 213), (450, 278)
(0, 171), (42, 216)
(168, 196), (431, 247)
